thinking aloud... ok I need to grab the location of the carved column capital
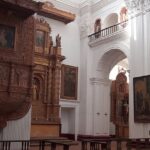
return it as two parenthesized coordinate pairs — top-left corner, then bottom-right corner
(79, 13), (91, 39)
(125, 0), (144, 15)
(79, 21), (90, 38)
(125, 0), (150, 16)
(143, 0), (150, 12)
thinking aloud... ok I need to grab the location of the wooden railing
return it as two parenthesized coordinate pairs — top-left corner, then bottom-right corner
(81, 138), (150, 150)
(88, 20), (128, 42)
(0, 139), (78, 150)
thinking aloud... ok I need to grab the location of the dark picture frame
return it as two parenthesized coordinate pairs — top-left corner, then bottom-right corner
(0, 24), (15, 49)
(133, 75), (150, 122)
(61, 64), (78, 100)
(35, 30), (45, 47)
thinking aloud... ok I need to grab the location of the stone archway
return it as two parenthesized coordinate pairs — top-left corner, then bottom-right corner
(91, 48), (129, 136)
(98, 49), (127, 79)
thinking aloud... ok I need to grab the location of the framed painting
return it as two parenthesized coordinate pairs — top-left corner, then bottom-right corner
(0, 24), (15, 49)
(61, 64), (78, 100)
(133, 75), (150, 122)
(35, 30), (45, 47)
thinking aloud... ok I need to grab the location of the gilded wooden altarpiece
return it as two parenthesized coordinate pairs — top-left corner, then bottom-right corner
(111, 72), (129, 137)
(0, 0), (74, 136)
(0, 7), (34, 128)
(32, 18), (65, 127)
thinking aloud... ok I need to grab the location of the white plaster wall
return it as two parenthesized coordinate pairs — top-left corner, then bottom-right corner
(79, 37), (94, 135)
(1, 109), (31, 140)
(129, 10), (150, 138)
(61, 107), (76, 134)
(78, 0), (130, 136)
(60, 101), (79, 140)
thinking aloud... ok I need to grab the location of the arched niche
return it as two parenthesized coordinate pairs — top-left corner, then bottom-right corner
(94, 18), (101, 33)
(98, 49), (127, 80)
(33, 75), (44, 101)
(95, 49), (129, 136)
(103, 13), (119, 29)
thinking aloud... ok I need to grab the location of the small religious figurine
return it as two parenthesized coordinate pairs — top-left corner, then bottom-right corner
(33, 78), (40, 100)
(94, 18), (101, 38)
(50, 36), (53, 46)
(120, 7), (128, 22)
(56, 34), (61, 47)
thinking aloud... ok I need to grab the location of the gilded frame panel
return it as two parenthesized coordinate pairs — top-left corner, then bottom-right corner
(0, 24), (16, 50)
(61, 64), (78, 100)
(133, 75), (150, 122)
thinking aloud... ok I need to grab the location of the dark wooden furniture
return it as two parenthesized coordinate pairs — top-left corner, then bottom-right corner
(0, 138), (78, 150)
(111, 72), (129, 137)
(0, 1), (35, 128)
(0, 0), (75, 138)
(0, 0), (75, 24)
(31, 17), (65, 137)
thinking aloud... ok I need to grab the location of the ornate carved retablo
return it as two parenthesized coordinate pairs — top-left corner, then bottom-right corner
(0, 6), (34, 128)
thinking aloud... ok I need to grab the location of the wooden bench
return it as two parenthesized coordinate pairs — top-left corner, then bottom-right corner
(80, 138), (111, 150)
(127, 138), (150, 150)
(46, 139), (79, 150)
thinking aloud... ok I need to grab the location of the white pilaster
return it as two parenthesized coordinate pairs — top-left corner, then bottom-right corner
(125, 0), (150, 138)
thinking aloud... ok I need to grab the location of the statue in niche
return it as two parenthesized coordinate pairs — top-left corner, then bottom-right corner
(0, 66), (6, 85)
(0, 66), (9, 85)
(56, 34), (61, 47)
(120, 7), (128, 22)
(94, 18), (101, 38)
(50, 36), (53, 46)
(14, 69), (22, 86)
(33, 78), (40, 100)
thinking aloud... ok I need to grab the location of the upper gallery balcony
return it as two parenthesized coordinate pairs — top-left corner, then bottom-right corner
(88, 20), (129, 47)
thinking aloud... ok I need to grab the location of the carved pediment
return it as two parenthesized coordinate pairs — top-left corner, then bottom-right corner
(0, 0), (75, 23)
(38, 2), (76, 24)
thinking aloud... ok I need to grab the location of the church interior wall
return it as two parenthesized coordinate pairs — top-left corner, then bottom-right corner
(78, 0), (130, 137)
(2, 0), (150, 140)
(0, 109), (31, 140)
(129, 9), (150, 138)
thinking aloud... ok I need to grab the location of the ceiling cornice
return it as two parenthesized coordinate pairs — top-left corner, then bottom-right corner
(91, 0), (117, 13)
(35, 0), (80, 14)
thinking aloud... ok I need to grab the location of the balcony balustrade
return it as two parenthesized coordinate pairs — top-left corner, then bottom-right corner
(88, 20), (128, 47)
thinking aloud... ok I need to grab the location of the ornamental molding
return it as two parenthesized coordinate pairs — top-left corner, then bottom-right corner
(79, 0), (117, 15)
(44, 0), (79, 14)
(79, 15), (91, 39)
(125, 0), (150, 15)
(91, 0), (116, 14)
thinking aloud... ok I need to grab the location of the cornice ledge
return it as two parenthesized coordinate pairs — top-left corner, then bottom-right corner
(91, 0), (116, 14)
(42, 0), (79, 14)
(90, 77), (111, 85)
(54, 0), (79, 8)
